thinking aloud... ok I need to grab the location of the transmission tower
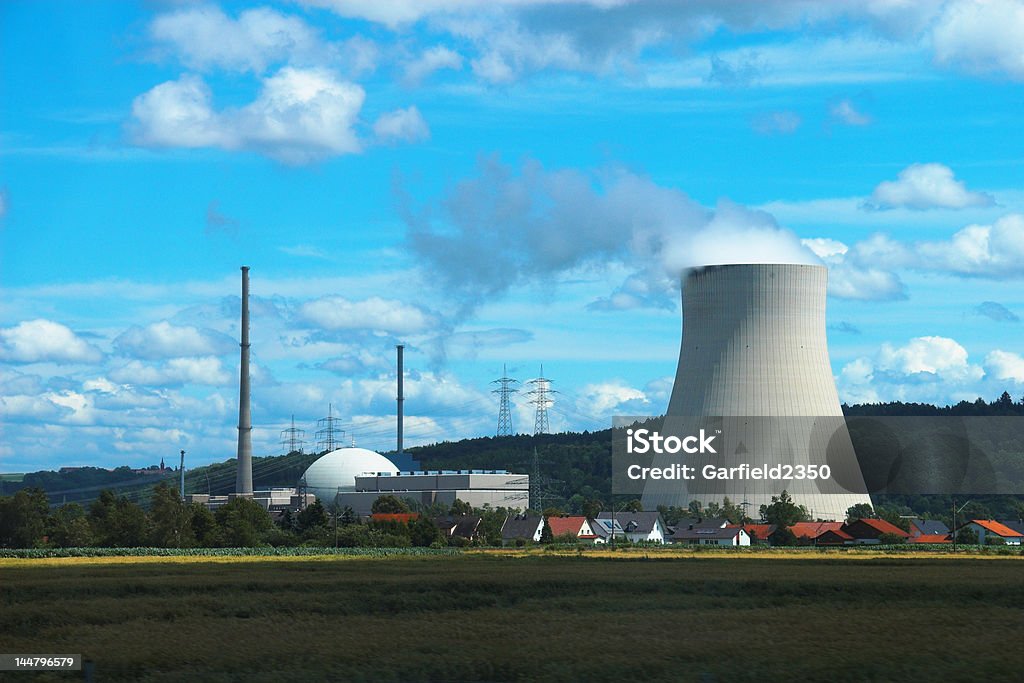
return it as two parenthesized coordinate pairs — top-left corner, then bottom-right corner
(525, 447), (563, 512)
(526, 364), (555, 435)
(280, 414), (306, 455)
(491, 364), (519, 437)
(315, 403), (345, 453)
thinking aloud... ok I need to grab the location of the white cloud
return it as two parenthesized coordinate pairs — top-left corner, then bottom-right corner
(865, 163), (994, 210)
(752, 110), (802, 135)
(109, 356), (232, 387)
(877, 336), (983, 382)
(299, 296), (436, 334)
(113, 321), (235, 360)
(404, 45), (464, 83)
(916, 214), (1024, 277)
(0, 319), (103, 364)
(130, 68), (366, 164)
(830, 98), (872, 125)
(372, 106), (430, 144)
(827, 263), (906, 300)
(575, 381), (647, 415)
(984, 350), (1024, 383)
(0, 188), (7, 218)
(149, 6), (324, 73)
(933, 0), (1024, 80)
(802, 237), (848, 259)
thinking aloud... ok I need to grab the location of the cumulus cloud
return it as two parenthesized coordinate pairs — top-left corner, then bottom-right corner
(914, 214), (1024, 277)
(933, 0), (1024, 81)
(130, 68), (366, 164)
(113, 321), (236, 360)
(404, 45), (464, 83)
(109, 356), (232, 387)
(975, 301), (1020, 322)
(575, 381), (649, 416)
(405, 157), (819, 312)
(864, 163), (994, 210)
(830, 98), (872, 125)
(299, 296), (437, 334)
(984, 349), (1024, 383)
(0, 319), (103, 364)
(372, 106), (430, 144)
(752, 110), (802, 135)
(149, 5), (325, 73)
(838, 335), (987, 404)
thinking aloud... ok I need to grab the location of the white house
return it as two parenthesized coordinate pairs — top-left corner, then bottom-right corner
(672, 526), (751, 547)
(596, 511), (667, 544)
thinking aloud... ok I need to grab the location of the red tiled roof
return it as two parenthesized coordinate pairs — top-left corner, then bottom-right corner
(908, 534), (951, 544)
(370, 513), (419, 524)
(971, 520), (1023, 537)
(848, 518), (910, 537)
(790, 522), (843, 539)
(741, 524), (776, 540)
(547, 516), (589, 537)
(817, 528), (854, 541)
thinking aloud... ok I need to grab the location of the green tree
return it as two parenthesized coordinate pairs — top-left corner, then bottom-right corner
(0, 488), (49, 548)
(955, 527), (978, 545)
(720, 496), (748, 524)
(295, 499), (329, 534)
(759, 490), (811, 529)
(340, 505), (358, 526)
(878, 532), (906, 545)
(539, 517), (553, 543)
(449, 499), (472, 516)
(581, 498), (604, 519)
(214, 497), (272, 547)
(846, 503), (876, 523)
(371, 495), (411, 514)
(47, 503), (93, 548)
(189, 503), (220, 547)
(149, 483), (193, 548)
(89, 490), (148, 547)
(624, 499), (643, 513)
(409, 515), (444, 547)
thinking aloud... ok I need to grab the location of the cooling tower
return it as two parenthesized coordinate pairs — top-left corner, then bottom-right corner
(235, 266), (253, 496)
(640, 264), (871, 521)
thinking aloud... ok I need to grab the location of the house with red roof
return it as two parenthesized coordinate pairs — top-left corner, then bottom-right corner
(789, 522), (848, 545)
(908, 534), (950, 545)
(739, 523), (776, 544)
(963, 520), (1023, 546)
(547, 516), (599, 543)
(842, 518), (911, 544)
(370, 513), (419, 524)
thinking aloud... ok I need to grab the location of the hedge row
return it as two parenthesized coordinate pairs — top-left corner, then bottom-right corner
(0, 546), (462, 559)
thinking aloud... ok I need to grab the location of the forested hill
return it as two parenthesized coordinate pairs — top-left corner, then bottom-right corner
(7, 392), (1024, 511)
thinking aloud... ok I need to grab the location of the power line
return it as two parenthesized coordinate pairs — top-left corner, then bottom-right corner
(315, 403), (345, 453)
(280, 414), (305, 455)
(491, 364), (519, 437)
(526, 364), (556, 436)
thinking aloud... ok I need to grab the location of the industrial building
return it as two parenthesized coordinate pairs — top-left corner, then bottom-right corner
(640, 263), (873, 521)
(331, 470), (528, 514)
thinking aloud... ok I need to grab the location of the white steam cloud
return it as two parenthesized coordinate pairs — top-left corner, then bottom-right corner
(404, 157), (819, 312)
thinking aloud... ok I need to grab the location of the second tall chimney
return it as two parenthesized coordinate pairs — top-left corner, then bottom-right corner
(396, 344), (404, 457)
(235, 266), (253, 495)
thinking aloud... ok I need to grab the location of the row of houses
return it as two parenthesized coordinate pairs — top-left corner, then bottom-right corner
(498, 513), (1024, 547)
(366, 511), (1024, 547)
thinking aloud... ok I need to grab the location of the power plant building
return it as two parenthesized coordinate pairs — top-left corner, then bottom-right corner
(640, 263), (873, 521)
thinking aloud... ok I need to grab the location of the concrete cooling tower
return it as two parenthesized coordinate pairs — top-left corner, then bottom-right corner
(640, 263), (872, 521)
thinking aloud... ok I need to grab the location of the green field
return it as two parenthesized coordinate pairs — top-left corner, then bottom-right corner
(2, 553), (1022, 682)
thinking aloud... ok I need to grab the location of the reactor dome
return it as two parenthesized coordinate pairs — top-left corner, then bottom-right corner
(298, 447), (400, 502)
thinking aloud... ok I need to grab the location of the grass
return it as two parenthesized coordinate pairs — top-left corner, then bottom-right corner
(2, 553), (1022, 682)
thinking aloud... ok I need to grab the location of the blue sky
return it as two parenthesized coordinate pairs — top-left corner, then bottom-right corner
(4, 0), (1024, 472)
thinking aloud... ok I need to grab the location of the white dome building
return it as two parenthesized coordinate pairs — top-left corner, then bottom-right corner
(298, 448), (399, 503)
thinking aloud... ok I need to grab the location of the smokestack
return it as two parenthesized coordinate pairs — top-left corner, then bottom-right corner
(236, 266), (253, 495)
(396, 344), (404, 457)
(179, 449), (185, 502)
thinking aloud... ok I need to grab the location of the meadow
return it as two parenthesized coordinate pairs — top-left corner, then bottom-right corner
(2, 552), (1022, 682)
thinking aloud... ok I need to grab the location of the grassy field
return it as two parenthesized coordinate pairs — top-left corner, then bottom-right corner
(2, 553), (1022, 682)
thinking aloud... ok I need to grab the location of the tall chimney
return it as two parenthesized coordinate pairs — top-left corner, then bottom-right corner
(396, 344), (404, 457)
(235, 266), (253, 495)
(179, 449), (186, 502)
